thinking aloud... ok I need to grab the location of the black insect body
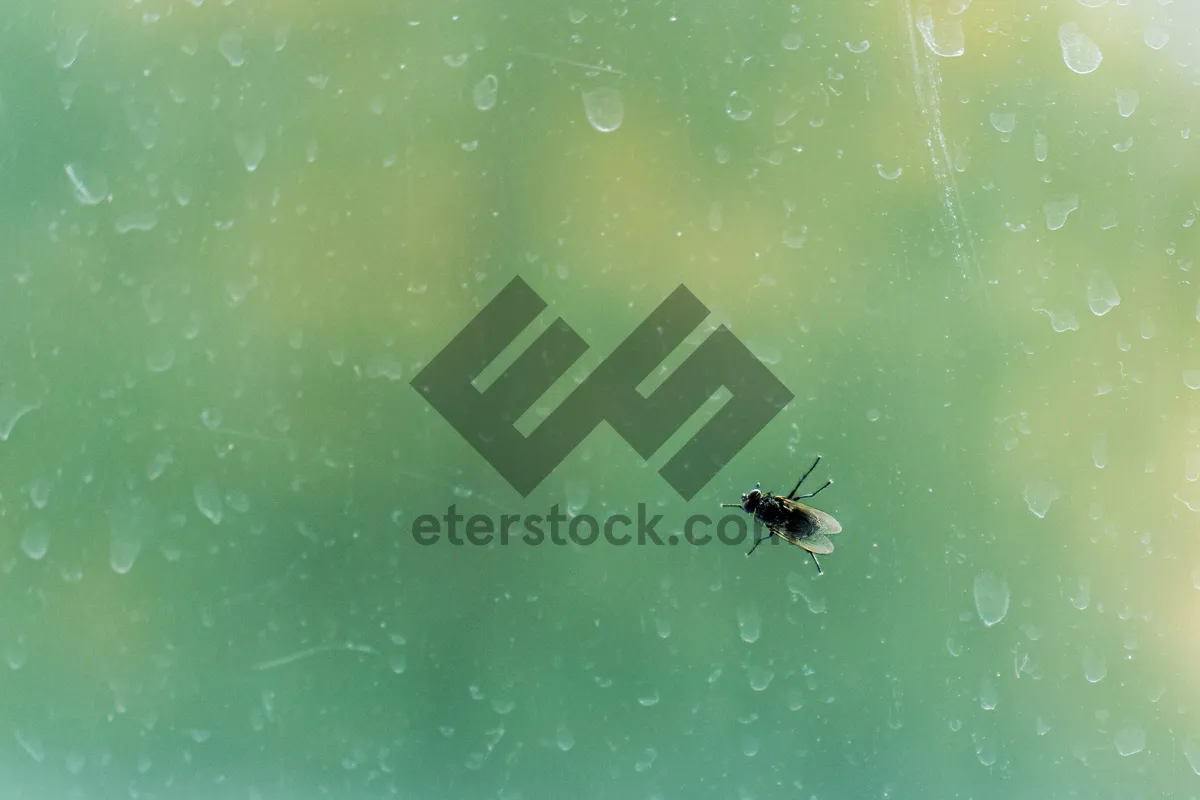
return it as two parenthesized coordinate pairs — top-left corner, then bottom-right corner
(721, 455), (842, 574)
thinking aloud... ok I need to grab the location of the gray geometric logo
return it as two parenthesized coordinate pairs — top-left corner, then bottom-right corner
(410, 277), (793, 500)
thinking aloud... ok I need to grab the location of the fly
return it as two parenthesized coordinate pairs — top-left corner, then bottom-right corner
(721, 455), (842, 574)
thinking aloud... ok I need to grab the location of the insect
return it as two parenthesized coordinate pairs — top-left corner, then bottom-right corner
(720, 455), (842, 574)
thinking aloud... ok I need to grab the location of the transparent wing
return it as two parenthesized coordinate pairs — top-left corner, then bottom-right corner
(805, 507), (841, 535)
(794, 532), (834, 555)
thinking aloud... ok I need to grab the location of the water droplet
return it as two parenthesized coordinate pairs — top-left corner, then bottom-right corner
(54, 27), (88, 70)
(1116, 89), (1139, 117)
(582, 87), (624, 132)
(1044, 195), (1079, 230)
(1083, 650), (1107, 682)
(1070, 577), (1091, 610)
(1115, 727), (1145, 756)
(737, 604), (761, 643)
(1184, 370), (1200, 390)
(1034, 132), (1049, 162)
(1023, 480), (1060, 518)
(108, 496), (151, 574)
(234, 131), (266, 171)
(218, 29), (245, 66)
(115, 211), (157, 234)
(973, 572), (1010, 626)
(725, 90), (753, 121)
(781, 32), (803, 51)
(473, 75), (498, 111)
(916, 7), (965, 57)
(194, 480), (223, 524)
(846, 40), (870, 54)
(20, 522), (50, 561)
(708, 203), (723, 231)
(638, 690), (660, 707)
(0, 389), (41, 441)
(989, 112), (1016, 133)
(64, 163), (108, 205)
(1086, 274), (1120, 316)
(876, 163), (902, 180)
(15, 730), (43, 763)
(1184, 734), (1200, 774)
(444, 53), (468, 68)
(556, 725), (575, 751)
(1059, 22), (1103, 74)
(979, 677), (998, 710)
(748, 666), (774, 691)
(1144, 25), (1169, 50)
(1093, 434), (1107, 468)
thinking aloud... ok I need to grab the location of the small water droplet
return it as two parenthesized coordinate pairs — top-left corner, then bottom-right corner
(218, 29), (245, 67)
(737, 604), (761, 643)
(473, 74), (498, 111)
(20, 522), (50, 561)
(234, 131), (266, 171)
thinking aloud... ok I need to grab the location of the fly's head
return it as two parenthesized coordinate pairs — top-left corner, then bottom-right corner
(740, 484), (763, 514)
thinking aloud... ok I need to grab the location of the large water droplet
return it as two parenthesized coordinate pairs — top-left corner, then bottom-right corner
(64, 163), (108, 205)
(1044, 195), (1079, 230)
(1144, 26), (1169, 51)
(973, 572), (1010, 626)
(1086, 274), (1120, 316)
(1115, 727), (1145, 756)
(1023, 480), (1060, 518)
(1058, 23), (1103, 74)
(56, 27), (88, 69)
(725, 91), (753, 121)
(582, 88), (623, 132)
(916, 6), (965, 57)
(218, 30), (245, 66)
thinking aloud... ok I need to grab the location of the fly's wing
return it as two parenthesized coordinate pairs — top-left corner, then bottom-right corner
(805, 506), (842, 535)
(794, 532), (834, 555)
(777, 503), (842, 537)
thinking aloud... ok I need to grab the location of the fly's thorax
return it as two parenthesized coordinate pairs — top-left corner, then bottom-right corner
(752, 495), (792, 528)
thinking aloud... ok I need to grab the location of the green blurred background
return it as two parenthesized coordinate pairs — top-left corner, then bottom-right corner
(2, 0), (1200, 797)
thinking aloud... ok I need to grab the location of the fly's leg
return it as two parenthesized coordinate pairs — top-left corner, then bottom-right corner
(795, 479), (832, 501)
(746, 528), (777, 556)
(786, 456), (822, 500)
